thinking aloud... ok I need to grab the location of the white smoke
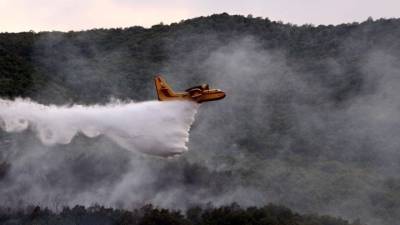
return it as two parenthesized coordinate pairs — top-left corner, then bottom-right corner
(0, 98), (198, 157)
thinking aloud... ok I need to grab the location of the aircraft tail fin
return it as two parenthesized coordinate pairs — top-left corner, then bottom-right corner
(154, 75), (176, 101)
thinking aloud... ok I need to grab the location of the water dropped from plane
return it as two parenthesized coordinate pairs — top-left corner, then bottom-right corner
(0, 98), (199, 157)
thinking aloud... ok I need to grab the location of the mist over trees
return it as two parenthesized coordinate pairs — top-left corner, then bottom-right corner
(4, 13), (399, 103)
(1, 13), (400, 225)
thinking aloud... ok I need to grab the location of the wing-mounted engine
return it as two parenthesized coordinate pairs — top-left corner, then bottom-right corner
(188, 88), (203, 98)
(185, 84), (209, 92)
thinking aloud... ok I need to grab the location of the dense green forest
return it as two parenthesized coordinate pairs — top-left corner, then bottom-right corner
(3, 14), (399, 104)
(1, 13), (400, 225)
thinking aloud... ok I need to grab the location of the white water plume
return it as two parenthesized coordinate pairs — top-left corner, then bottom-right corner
(0, 98), (198, 157)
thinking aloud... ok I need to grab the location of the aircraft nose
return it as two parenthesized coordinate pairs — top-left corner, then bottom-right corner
(219, 91), (226, 99)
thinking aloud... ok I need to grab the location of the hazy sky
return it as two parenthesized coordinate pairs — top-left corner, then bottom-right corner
(0, 0), (399, 32)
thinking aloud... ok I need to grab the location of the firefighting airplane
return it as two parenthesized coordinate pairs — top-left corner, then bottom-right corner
(154, 75), (226, 103)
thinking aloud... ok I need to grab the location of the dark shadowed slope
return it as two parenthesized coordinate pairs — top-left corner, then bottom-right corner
(0, 204), (361, 225)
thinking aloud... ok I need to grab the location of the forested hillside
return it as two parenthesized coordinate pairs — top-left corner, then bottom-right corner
(0, 204), (360, 225)
(3, 14), (399, 103)
(1, 13), (400, 225)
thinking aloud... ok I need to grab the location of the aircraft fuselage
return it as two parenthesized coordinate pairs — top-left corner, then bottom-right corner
(154, 75), (226, 103)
